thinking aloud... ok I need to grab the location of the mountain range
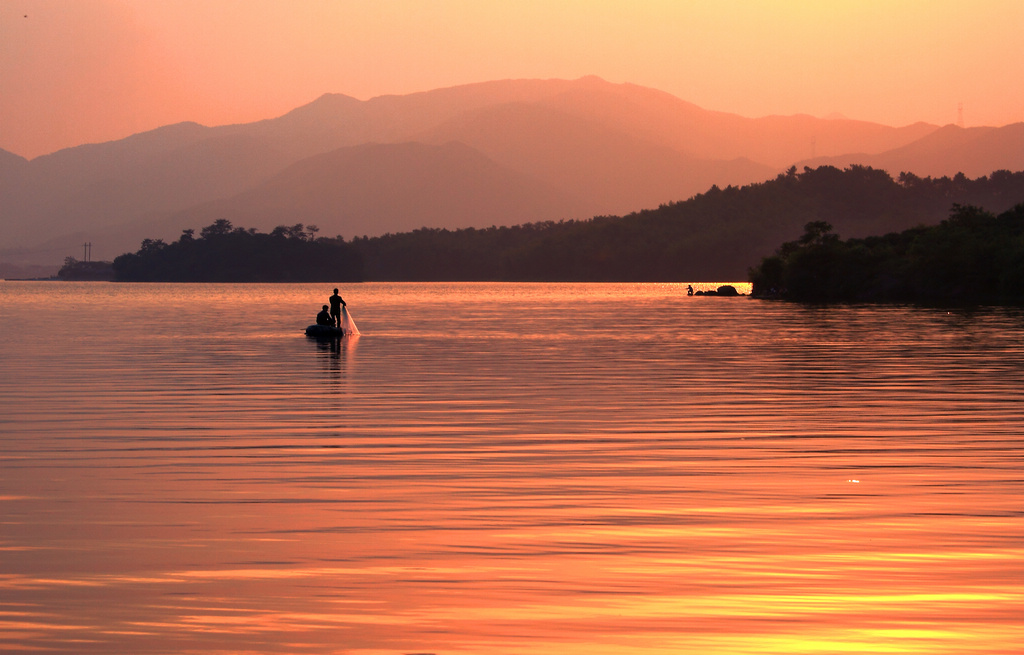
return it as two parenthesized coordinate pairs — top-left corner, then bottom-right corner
(3, 75), (1024, 273)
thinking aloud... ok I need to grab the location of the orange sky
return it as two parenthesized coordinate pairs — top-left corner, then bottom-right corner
(2, 0), (1023, 160)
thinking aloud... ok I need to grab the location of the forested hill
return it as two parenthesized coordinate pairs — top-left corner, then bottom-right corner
(749, 204), (1024, 305)
(351, 166), (1024, 281)
(113, 166), (1024, 282)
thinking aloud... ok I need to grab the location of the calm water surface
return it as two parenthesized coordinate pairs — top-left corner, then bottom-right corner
(1, 281), (1022, 655)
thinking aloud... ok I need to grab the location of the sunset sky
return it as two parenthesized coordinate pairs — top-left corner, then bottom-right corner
(3, 0), (1023, 160)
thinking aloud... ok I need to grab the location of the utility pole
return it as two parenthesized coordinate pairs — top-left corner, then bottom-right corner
(83, 242), (92, 262)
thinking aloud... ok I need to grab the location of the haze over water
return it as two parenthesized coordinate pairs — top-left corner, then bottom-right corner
(1, 281), (1022, 654)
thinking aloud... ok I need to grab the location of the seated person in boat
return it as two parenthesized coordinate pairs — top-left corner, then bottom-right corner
(316, 304), (333, 326)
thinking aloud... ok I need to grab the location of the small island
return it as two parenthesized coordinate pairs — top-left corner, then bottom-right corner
(58, 258), (115, 281)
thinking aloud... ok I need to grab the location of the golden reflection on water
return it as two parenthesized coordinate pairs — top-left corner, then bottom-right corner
(0, 281), (1022, 654)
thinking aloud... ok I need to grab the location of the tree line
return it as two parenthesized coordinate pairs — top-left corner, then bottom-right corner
(106, 166), (1024, 295)
(346, 166), (1024, 281)
(111, 220), (363, 282)
(749, 203), (1024, 304)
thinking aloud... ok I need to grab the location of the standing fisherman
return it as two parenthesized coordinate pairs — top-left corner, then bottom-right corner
(329, 288), (346, 328)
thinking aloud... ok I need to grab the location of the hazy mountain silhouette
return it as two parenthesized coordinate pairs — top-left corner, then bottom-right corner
(0, 148), (27, 172)
(417, 101), (773, 216)
(1, 124), (287, 247)
(525, 77), (938, 166)
(801, 123), (1024, 177)
(3, 75), (1016, 268)
(162, 141), (586, 240)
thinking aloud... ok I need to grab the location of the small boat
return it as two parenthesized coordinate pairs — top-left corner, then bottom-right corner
(305, 324), (347, 338)
(693, 285), (742, 297)
(305, 306), (360, 338)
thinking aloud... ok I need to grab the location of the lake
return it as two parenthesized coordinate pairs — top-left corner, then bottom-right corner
(1, 281), (1022, 655)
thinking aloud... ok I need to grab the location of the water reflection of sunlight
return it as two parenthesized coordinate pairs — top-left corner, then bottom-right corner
(4, 284), (1024, 655)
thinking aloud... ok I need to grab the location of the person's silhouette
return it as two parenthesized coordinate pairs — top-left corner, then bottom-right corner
(329, 289), (346, 327)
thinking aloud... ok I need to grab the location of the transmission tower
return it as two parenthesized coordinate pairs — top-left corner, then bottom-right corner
(957, 102), (965, 128)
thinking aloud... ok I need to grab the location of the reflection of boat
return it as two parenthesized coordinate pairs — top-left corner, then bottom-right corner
(305, 324), (347, 338)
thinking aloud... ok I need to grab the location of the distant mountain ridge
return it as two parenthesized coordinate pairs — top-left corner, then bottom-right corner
(168, 141), (586, 238)
(3, 75), (1023, 268)
(802, 123), (1024, 178)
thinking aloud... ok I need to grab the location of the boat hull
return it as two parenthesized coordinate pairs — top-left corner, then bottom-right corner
(305, 324), (347, 338)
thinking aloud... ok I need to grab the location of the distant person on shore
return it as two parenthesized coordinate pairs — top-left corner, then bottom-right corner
(316, 304), (333, 326)
(687, 285), (694, 296)
(329, 288), (347, 328)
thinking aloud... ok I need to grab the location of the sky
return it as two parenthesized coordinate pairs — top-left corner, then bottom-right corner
(2, 0), (1023, 160)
